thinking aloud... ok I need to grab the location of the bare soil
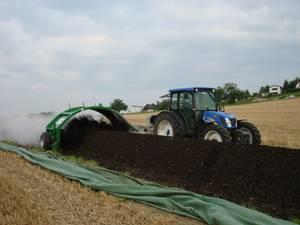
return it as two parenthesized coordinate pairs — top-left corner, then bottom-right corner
(61, 124), (300, 219)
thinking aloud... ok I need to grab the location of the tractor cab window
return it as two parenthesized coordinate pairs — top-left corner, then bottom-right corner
(195, 91), (217, 111)
(170, 93), (178, 110)
(179, 92), (193, 110)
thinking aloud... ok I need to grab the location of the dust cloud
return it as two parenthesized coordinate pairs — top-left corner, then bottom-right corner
(0, 113), (53, 146)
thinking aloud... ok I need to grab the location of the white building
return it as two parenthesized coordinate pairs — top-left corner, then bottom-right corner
(121, 105), (144, 114)
(296, 82), (300, 89)
(269, 85), (283, 95)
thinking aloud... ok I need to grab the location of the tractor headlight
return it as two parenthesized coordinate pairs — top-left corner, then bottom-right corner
(225, 118), (232, 127)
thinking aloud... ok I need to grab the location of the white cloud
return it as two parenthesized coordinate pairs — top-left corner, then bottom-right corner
(38, 35), (108, 57)
(0, 0), (299, 113)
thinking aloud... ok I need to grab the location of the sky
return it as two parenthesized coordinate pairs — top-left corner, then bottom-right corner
(0, 0), (300, 113)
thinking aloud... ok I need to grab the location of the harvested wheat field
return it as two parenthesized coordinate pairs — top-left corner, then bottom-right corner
(228, 98), (300, 149)
(125, 98), (300, 149)
(0, 151), (204, 225)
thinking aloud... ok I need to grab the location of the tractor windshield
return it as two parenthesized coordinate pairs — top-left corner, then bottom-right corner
(194, 91), (217, 111)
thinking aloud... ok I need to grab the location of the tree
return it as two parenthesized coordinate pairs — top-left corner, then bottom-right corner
(239, 90), (250, 99)
(245, 90), (251, 98)
(155, 100), (169, 110)
(214, 87), (225, 102)
(282, 77), (300, 92)
(224, 83), (238, 94)
(283, 80), (289, 92)
(223, 83), (240, 104)
(259, 85), (270, 95)
(288, 77), (300, 89)
(214, 83), (250, 104)
(110, 98), (128, 112)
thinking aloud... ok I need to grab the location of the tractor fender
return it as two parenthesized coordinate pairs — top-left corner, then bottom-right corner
(197, 121), (214, 137)
(151, 111), (187, 135)
(237, 119), (248, 127)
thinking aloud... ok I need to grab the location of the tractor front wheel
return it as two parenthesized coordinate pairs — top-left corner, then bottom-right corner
(238, 121), (261, 144)
(40, 132), (52, 149)
(199, 124), (231, 143)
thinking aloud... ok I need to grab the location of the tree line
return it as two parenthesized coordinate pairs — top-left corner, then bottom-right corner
(214, 83), (251, 104)
(283, 77), (300, 92)
(109, 76), (299, 112)
(109, 98), (169, 112)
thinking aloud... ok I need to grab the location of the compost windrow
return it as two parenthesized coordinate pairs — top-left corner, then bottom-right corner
(61, 123), (300, 219)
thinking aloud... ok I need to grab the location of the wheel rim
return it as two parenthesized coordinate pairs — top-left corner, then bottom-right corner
(204, 131), (222, 142)
(157, 120), (174, 136)
(240, 128), (253, 144)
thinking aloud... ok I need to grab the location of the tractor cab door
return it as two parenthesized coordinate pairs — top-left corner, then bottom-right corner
(178, 92), (196, 135)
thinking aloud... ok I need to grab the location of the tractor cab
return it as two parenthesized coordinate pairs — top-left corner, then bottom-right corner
(169, 87), (217, 111)
(168, 87), (237, 135)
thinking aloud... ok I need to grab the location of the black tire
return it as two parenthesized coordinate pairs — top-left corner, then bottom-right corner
(40, 132), (52, 149)
(238, 121), (261, 145)
(154, 113), (183, 137)
(231, 129), (248, 144)
(199, 124), (231, 143)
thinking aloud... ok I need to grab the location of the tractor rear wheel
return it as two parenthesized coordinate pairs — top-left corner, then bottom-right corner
(40, 132), (52, 149)
(154, 113), (183, 137)
(238, 121), (261, 144)
(199, 124), (231, 143)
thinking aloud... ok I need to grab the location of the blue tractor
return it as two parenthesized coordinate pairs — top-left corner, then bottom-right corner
(151, 87), (261, 144)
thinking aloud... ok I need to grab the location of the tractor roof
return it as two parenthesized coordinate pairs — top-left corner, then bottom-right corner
(169, 87), (214, 93)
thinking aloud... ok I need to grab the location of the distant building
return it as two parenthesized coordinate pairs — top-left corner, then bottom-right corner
(121, 105), (143, 114)
(269, 85), (283, 95)
(296, 81), (300, 89)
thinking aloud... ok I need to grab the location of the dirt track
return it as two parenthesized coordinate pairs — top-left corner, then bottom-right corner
(0, 151), (204, 225)
(61, 127), (300, 219)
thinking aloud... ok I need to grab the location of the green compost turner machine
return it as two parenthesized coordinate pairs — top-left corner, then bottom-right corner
(39, 105), (133, 150)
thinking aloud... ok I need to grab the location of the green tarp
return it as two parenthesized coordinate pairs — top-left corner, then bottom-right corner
(0, 142), (296, 225)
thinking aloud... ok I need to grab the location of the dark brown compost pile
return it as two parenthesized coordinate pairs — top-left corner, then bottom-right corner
(61, 118), (300, 219)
